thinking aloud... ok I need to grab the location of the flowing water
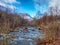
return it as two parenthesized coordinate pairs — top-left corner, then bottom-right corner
(0, 27), (46, 45)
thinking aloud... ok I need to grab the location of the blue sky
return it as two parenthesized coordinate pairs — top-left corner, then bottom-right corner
(16, 0), (37, 17)
(0, 0), (60, 17)
(16, 0), (49, 17)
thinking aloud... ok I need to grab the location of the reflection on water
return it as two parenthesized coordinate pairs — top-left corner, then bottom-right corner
(0, 27), (46, 45)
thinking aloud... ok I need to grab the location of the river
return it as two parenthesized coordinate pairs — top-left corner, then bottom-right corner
(0, 27), (46, 45)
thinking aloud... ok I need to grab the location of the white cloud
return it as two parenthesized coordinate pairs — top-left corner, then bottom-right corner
(0, 2), (16, 9)
(0, 0), (20, 9)
(48, 0), (60, 15)
(0, 0), (20, 4)
(33, 0), (48, 13)
(7, 5), (16, 9)
(34, 4), (40, 10)
(34, 0), (41, 11)
(49, 0), (60, 9)
(0, 2), (6, 7)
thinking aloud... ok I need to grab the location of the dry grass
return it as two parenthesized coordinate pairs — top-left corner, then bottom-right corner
(36, 21), (60, 45)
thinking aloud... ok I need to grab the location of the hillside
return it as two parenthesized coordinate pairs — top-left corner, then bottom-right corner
(32, 15), (60, 45)
(0, 10), (32, 34)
